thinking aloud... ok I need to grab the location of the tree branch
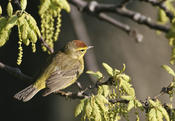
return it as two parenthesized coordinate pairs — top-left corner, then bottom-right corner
(70, 0), (143, 42)
(0, 62), (32, 81)
(140, 0), (174, 22)
(98, 13), (143, 42)
(1, 61), (174, 112)
(69, 0), (170, 33)
(54, 90), (89, 99)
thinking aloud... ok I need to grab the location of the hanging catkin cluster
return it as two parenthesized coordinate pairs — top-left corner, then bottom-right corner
(39, 0), (70, 52)
(17, 13), (41, 51)
(0, 0), (41, 65)
(0, 0), (70, 65)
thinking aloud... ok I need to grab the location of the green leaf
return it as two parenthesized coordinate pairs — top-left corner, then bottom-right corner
(127, 100), (134, 111)
(86, 70), (103, 79)
(158, 106), (170, 121)
(157, 8), (168, 24)
(136, 113), (140, 121)
(20, 0), (27, 11)
(119, 78), (135, 96)
(58, 0), (70, 12)
(102, 62), (113, 76)
(161, 65), (175, 77)
(98, 85), (110, 97)
(85, 101), (92, 119)
(121, 95), (133, 100)
(0, 30), (10, 47)
(91, 98), (102, 121)
(119, 74), (131, 82)
(0, 5), (2, 16)
(148, 99), (170, 121)
(169, 38), (175, 46)
(95, 94), (109, 112)
(121, 64), (126, 73)
(0, 17), (8, 31)
(149, 99), (157, 107)
(75, 99), (86, 117)
(148, 108), (157, 121)
(101, 85), (110, 97)
(156, 110), (163, 121)
(113, 68), (120, 75)
(134, 99), (143, 108)
(7, 2), (13, 17)
(6, 15), (18, 29)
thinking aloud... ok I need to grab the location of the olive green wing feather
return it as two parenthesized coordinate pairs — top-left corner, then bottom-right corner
(42, 59), (83, 96)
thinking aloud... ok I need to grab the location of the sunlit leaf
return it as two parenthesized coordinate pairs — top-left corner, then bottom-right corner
(102, 62), (113, 76)
(119, 74), (131, 82)
(91, 97), (102, 121)
(98, 85), (110, 97)
(156, 110), (163, 121)
(20, 0), (27, 11)
(127, 100), (134, 111)
(75, 99), (86, 117)
(162, 65), (175, 77)
(95, 94), (109, 112)
(0, 5), (2, 15)
(134, 99), (143, 108)
(158, 106), (170, 121)
(121, 95), (133, 100)
(86, 70), (103, 79)
(119, 78), (135, 96)
(58, 0), (70, 12)
(7, 2), (13, 17)
(121, 64), (126, 73)
(85, 101), (92, 119)
(148, 108), (157, 121)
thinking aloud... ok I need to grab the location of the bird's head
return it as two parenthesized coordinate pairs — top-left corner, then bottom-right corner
(65, 40), (93, 59)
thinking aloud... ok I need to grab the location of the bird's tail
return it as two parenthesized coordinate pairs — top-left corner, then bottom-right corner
(14, 85), (39, 102)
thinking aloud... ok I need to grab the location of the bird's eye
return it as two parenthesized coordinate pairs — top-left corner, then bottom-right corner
(80, 49), (85, 52)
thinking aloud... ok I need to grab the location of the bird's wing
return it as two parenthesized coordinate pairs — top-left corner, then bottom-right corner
(42, 58), (83, 96)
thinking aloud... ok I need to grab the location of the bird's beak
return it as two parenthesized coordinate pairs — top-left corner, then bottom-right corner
(87, 46), (94, 50)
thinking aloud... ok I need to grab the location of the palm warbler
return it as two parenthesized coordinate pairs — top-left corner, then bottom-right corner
(14, 40), (93, 102)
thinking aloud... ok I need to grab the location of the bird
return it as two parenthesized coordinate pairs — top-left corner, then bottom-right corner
(14, 40), (93, 102)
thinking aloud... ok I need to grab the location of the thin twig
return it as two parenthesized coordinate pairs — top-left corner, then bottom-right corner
(0, 60), (173, 111)
(98, 13), (143, 42)
(108, 99), (129, 104)
(69, 0), (170, 33)
(54, 90), (89, 99)
(40, 37), (54, 53)
(140, 0), (174, 22)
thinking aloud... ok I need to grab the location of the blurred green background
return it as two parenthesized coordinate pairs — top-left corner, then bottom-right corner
(0, 0), (173, 121)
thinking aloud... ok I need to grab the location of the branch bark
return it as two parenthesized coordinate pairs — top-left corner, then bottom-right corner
(140, 0), (174, 22)
(0, 62), (32, 81)
(68, 0), (170, 33)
